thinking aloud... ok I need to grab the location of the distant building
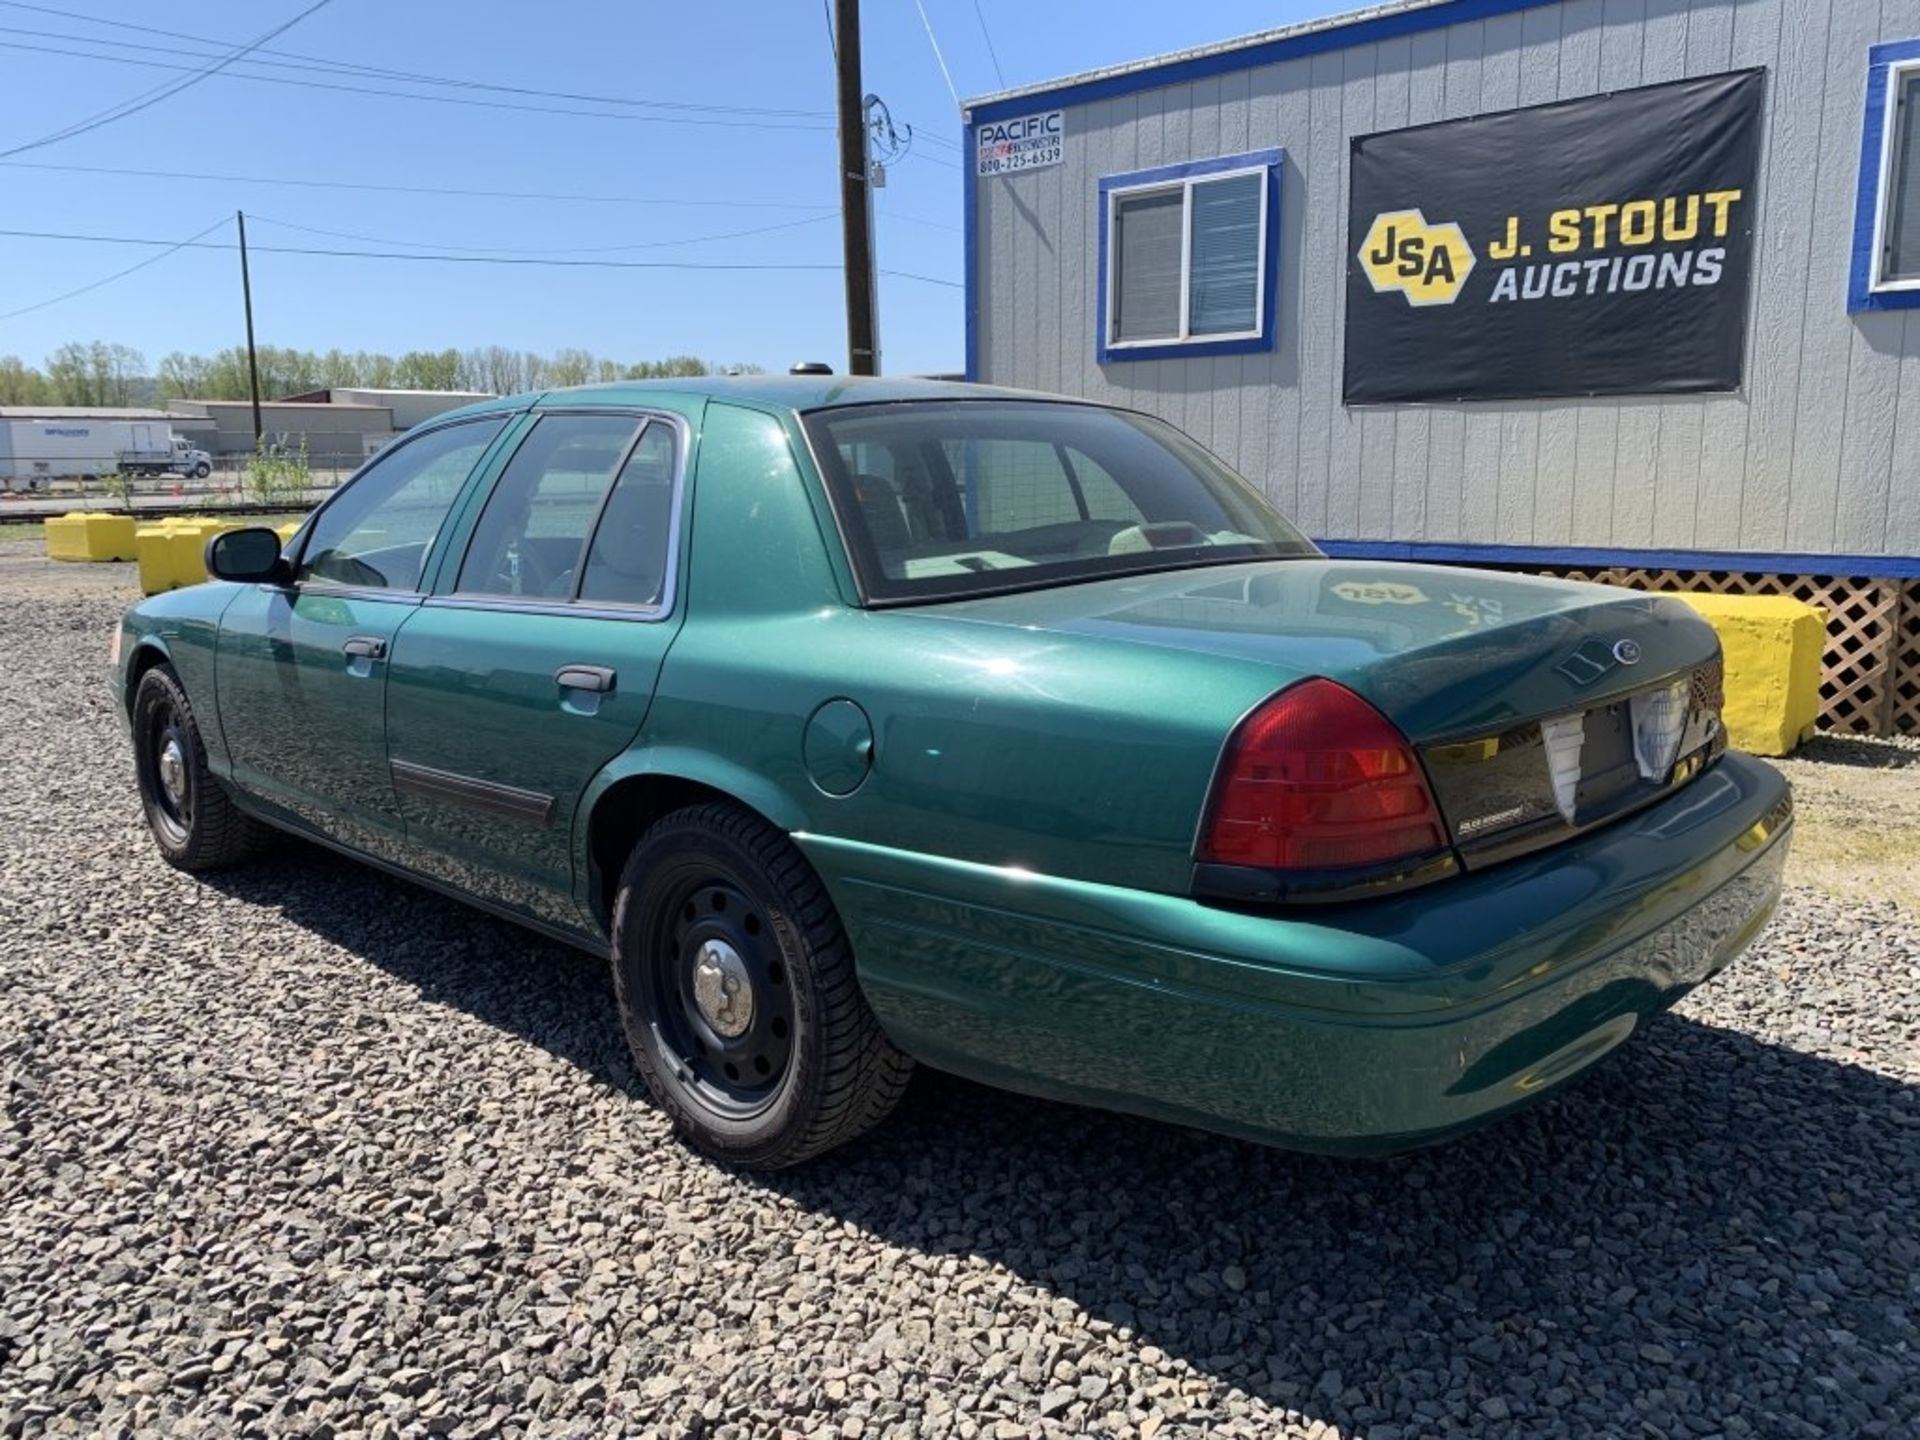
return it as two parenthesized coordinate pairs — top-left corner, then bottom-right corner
(164, 399), (396, 468)
(163, 388), (496, 468)
(278, 387), (494, 431)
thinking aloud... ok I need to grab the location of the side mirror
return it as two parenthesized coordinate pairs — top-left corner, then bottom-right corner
(206, 526), (291, 585)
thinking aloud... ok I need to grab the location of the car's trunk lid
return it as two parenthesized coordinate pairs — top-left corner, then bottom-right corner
(924, 558), (1726, 869)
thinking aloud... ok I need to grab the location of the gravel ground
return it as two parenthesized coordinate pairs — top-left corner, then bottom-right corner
(2, 542), (1917, 1440)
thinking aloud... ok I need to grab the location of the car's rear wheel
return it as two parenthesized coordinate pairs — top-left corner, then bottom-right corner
(611, 800), (912, 1168)
(131, 664), (269, 871)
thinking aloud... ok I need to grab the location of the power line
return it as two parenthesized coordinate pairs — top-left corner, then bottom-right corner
(0, 2), (837, 120)
(0, 158), (836, 212)
(0, 158), (963, 230)
(0, 0), (336, 159)
(0, 6), (960, 148)
(912, 0), (962, 112)
(0, 39), (837, 134)
(0, 224), (964, 287)
(247, 211), (839, 256)
(971, 0), (1007, 89)
(0, 214), (226, 321)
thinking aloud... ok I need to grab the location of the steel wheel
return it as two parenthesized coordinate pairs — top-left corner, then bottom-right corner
(128, 664), (270, 871)
(645, 877), (795, 1119)
(611, 800), (913, 1167)
(139, 690), (195, 847)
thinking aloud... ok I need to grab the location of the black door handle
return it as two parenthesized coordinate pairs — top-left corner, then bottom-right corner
(342, 635), (387, 659)
(555, 664), (616, 694)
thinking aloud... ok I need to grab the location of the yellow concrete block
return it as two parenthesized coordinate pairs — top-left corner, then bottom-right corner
(1672, 593), (1825, 756)
(44, 511), (138, 562)
(275, 520), (301, 544)
(165, 522), (216, 589)
(131, 516), (275, 591)
(167, 517), (254, 588)
(133, 522), (177, 595)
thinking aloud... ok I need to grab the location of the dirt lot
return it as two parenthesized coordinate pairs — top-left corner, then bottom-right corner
(2, 542), (1916, 1440)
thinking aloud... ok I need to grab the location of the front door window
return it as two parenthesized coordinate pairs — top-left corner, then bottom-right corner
(299, 417), (508, 591)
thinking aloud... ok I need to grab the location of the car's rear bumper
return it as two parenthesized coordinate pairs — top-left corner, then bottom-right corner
(800, 752), (1791, 1153)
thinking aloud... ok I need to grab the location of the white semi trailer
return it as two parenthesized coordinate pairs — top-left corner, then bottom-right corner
(0, 419), (213, 492)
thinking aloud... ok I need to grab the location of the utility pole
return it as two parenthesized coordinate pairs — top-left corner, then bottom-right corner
(236, 210), (263, 445)
(833, 0), (878, 375)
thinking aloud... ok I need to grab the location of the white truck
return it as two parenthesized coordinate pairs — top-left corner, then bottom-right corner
(0, 419), (213, 492)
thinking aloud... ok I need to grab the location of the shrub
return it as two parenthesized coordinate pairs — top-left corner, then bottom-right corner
(243, 435), (310, 508)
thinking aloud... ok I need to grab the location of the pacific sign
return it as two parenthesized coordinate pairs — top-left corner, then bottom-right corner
(977, 109), (1064, 177)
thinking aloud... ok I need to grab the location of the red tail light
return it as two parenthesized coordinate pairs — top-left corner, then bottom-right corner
(1199, 679), (1448, 872)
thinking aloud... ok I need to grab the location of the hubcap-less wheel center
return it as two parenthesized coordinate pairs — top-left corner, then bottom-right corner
(157, 735), (187, 809)
(691, 938), (754, 1038)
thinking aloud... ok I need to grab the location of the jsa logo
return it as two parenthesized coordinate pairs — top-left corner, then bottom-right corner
(1358, 209), (1476, 306)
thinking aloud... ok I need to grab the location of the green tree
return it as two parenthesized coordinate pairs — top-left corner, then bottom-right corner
(155, 351), (212, 400)
(0, 355), (51, 405)
(394, 348), (461, 390)
(545, 347), (595, 388)
(45, 342), (97, 404)
(24, 341), (740, 405)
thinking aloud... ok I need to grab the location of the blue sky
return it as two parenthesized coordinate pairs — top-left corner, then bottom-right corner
(0, 1), (1328, 379)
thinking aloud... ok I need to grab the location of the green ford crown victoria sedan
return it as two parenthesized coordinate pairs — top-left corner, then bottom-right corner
(114, 377), (1792, 1167)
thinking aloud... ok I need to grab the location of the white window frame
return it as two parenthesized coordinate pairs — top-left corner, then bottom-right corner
(1104, 163), (1271, 351)
(1869, 56), (1920, 296)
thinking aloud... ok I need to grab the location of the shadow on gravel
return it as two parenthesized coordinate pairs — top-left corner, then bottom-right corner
(204, 843), (1917, 1435)
(1792, 735), (1920, 770)
(200, 840), (634, 1091)
(781, 1029), (1918, 1433)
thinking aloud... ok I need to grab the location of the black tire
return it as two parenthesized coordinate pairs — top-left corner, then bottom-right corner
(192, 462), (210, 479)
(130, 665), (270, 871)
(611, 801), (912, 1168)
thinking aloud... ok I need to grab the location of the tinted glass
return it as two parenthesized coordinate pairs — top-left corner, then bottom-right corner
(808, 401), (1317, 604)
(1188, 172), (1261, 334)
(298, 417), (505, 590)
(1112, 188), (1183, 341)
(579, 422), (678, 606)
(1886, 72), (1920, 282)
(455, 414), (641, 599)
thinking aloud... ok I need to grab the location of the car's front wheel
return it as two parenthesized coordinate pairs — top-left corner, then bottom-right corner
(131, 664), (269, 871)
(611, 800), (912, 1168)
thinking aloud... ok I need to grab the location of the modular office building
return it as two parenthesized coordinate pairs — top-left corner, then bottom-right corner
(961, 0), (1920, 732)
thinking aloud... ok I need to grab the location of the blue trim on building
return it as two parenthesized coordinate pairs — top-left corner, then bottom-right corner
(1094, 148), (1284, 365)
(968, 0), (1564, 125)
(1849, 38), (1920, 313)
(963, 118), (980, 380)
(1314, 537), (1920, 579)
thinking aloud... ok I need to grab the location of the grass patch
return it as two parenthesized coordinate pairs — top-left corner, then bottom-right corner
(0, 520), (43, 541)
(1775, 738), (1920, 909)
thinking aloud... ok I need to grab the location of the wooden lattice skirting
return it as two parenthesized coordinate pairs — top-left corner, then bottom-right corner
(1507, 566), (1920, 738)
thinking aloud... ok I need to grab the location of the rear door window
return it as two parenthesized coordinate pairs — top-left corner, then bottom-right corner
(455, 414), (643, 600)
(578, 423), (679, 607)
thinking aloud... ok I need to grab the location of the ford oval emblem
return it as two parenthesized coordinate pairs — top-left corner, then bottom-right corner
(1613, 638), (1642, 666)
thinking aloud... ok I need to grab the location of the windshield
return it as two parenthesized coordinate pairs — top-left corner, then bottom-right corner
(805, 400), (1318, 604)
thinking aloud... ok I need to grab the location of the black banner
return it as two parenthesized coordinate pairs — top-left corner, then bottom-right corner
(1343, 69), (1764, 405)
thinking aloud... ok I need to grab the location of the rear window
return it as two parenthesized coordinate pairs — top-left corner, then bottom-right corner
(805, 401), (1316, 604)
